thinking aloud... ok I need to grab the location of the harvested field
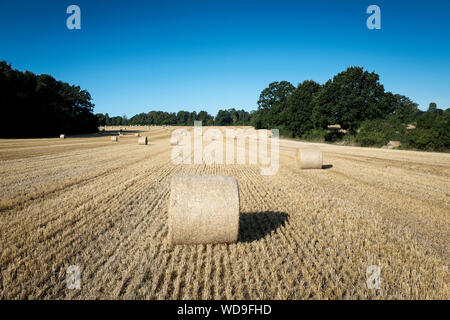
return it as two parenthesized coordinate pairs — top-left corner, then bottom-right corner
(0, 126), (449, 299)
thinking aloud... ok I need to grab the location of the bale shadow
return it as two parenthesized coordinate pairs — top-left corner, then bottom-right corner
(238, 211), (289, 243)
(322, 164), (333, 169)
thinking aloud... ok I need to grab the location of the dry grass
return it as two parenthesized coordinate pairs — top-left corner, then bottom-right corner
(0, 126), (448, 299)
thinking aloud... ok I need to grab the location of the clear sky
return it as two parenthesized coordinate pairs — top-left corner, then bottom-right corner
(1, 0), (449, 116)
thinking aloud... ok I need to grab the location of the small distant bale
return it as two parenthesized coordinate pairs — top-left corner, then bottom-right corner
(59, 134), (65, 139)
(385, 140), (401, 149)
(170, 137), (178, 145)
(135, 133), (140, 137)
(138, 136), (148, 145)
(168, 175), (240, 245)
(298, 148), (323, 169)
(388, 140), (401, 147)
(111, 136), (118, 142)
(327, 124), (341, 130)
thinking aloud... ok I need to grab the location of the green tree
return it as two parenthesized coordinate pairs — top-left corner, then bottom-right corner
(257, 81), (295, 111)
(312, 67), (386, 133)
(0, 61), (98, 137)
(255, 81), (294, 129)
(383, 92), (418, 123)
(404, 109), (449, 151)
(110, 116), (123, 125)
(356, 118), (405, 147)
(215, 109), (233, 126)
(176, 110), (190, 125)
(235, 109), (252, 125)
(95, 113), (106, 126)
(284, 80), (321, 137)
(197, 110), (214, 125)
(428, 102), (437, 113)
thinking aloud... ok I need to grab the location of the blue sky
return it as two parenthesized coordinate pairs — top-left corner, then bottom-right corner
(1, 0), (449, 116)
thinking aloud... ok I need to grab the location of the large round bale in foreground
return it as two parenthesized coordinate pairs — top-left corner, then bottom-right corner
(298, 148), (323, 169)
(168, 175), (240, 245)
(111, 136), (118, 142)
(138, 136), (148, 145)
(170, 137), (178, 145)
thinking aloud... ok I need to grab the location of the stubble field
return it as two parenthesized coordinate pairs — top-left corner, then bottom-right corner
(0, 126), (448, 299)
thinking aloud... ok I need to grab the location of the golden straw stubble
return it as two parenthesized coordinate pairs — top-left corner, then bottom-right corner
(168, 175), (240, 245)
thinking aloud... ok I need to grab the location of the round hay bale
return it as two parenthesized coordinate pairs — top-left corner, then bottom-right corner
(387, 140), (401, 148)
(168, 175), (240, 245)
(298, 148), (323, 169)
(59, 134), (65, 139)
(170, 137), (178, 145)
(138, 136), (148, 145)
(135, 133), (140, 137)
(111, 136), (118, 142)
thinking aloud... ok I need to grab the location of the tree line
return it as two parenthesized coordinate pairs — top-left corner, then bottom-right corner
(0, 61), (98, 137)
(251, 66), (449, 151)
(1, 61), (448, 151)
(95, 108), (253, 127)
